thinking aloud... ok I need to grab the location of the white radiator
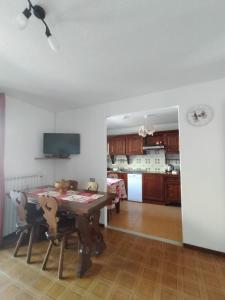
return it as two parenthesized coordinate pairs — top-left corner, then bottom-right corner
(3, 174), (43, 237)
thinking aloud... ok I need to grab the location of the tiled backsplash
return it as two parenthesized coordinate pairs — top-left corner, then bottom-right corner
(166, 153), (180, 169)
(107, 150), (180, 172)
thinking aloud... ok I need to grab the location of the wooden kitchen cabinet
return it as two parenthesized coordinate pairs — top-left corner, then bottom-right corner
(126, 134), (143, 155)
(164, 175), (181, 205)
(142, 173), (164, 204)
(108, 130), (179, 155)
(164, 130), (179, 153)
(108, 135), (126, 155)
(145, 132), (165, 146)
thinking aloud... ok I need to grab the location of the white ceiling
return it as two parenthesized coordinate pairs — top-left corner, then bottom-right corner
(1, 1), (225, 111)
(107, 106), (178, 134)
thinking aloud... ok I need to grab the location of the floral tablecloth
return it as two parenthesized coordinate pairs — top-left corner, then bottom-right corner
(27, 187), (104, 204)
(107, 178), (127, 204)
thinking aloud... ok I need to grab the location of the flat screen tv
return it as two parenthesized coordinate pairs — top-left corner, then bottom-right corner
(43, 133), (80, 156)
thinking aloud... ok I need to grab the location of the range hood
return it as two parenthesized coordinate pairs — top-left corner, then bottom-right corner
(143, 145), (165, 150)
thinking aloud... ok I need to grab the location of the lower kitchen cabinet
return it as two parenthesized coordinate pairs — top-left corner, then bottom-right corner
(164, 176), (181, 205)
(143, 173), (164, 204)
(108, 171), (181, 205)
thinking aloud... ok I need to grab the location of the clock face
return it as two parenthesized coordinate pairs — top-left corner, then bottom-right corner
(187, 105), (213, 126)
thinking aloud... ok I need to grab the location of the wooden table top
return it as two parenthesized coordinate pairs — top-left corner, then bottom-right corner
(25, 186), (114, 216)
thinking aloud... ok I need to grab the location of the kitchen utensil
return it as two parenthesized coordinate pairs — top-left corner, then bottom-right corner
(166, 164), (174, 172)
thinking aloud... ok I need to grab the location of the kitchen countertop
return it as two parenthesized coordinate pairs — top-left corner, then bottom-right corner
(107, 170), (180, 176)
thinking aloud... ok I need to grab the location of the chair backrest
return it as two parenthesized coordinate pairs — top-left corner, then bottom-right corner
(67, 180), (78, 191)
(108, 173), (119, 179)
(9, 191), (28, 227)
(39, 196), (58, 240)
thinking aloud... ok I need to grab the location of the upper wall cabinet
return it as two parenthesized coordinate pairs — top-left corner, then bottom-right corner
(108, 130), (179, 155)
(145, 130), (179, 154)
(145, 132), (165, 146)
(108, 136), (126, 155)
(126, 134), (143, 155)
(165, 130), (179, 153)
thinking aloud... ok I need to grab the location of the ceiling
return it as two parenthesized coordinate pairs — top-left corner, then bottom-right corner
(1, 1), (225, 111)
(107, 106), (178, 134)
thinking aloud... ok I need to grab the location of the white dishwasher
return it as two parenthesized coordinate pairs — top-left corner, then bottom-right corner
(128, 173), (142, 202)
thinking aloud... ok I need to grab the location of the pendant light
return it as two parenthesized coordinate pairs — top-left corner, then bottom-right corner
(16, 0), (59, 51)
(138, 114), (156, 137)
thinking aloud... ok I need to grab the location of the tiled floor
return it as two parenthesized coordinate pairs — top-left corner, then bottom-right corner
(0, 229), (225, 300)
(109, 201), (182, 242)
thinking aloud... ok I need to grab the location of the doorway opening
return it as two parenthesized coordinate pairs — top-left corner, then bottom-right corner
(106, 106), (182, 245)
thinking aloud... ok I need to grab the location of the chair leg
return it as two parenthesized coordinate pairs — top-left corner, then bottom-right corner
(27, 226), (34, 264)
(65, 237), (68, 249)
(42, 240), (53, 271)
(58, 236), (66, 280)
(14, 231), (25, 257)
(115, 201), (120, 213)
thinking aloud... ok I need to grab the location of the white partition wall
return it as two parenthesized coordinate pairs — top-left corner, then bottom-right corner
(55, 78), (225, 253)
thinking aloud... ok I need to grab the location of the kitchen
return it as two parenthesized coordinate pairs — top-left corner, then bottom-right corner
(106, 107), (182, 243)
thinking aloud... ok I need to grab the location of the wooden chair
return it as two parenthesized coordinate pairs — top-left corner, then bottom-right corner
(107, 173), (119, 179)
(67, 180), (78, 191)
(39, 196), (77, 279)
(9, 191), (45, 264)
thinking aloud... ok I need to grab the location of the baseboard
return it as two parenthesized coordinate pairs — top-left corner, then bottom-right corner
(107, 225), (182, 246)
(183, 243), (225, 256)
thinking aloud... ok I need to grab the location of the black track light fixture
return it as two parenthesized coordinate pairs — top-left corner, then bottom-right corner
(16, 0), (59, 51)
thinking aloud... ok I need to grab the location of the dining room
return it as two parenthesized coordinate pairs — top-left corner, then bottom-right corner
(1, 94), (225, 300)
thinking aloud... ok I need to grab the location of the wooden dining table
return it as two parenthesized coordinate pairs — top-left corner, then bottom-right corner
(25, 186), (114, 277)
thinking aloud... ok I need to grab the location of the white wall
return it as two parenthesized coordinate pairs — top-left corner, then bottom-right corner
(4, 96), (55, 183)
(55, 78), (225, 252)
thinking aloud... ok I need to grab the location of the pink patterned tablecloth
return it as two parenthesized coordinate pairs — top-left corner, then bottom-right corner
(107, 178), (127, 203)
(27, 187), (104, 204)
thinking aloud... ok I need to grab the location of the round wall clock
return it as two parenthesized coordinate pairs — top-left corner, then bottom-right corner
(186, 104), (214, 126)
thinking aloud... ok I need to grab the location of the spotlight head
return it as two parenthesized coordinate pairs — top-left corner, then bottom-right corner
(16, 8), (31, 30)
(45, 27), (59, 51)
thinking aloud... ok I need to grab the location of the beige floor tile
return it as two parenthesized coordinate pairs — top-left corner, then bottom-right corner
(108, 288), (132, 300)
(46, 282), (66, 299)
(0, 229), (224, 300)
(59, 288), (82, 300)
(0, 283), (21, 299)
(90, 280), (112, 299)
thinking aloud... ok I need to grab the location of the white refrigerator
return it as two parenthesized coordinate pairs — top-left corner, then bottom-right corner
(127, 173), (142, 202)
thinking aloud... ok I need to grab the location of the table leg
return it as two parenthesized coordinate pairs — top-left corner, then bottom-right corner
(90, 210), (106, 256)
(76, 215), (92, 277)
(115, 200), (120, 213)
